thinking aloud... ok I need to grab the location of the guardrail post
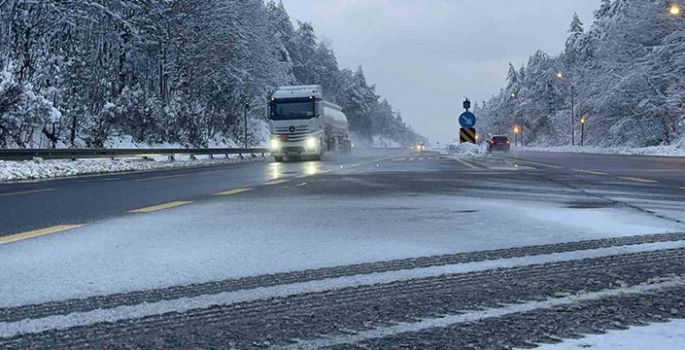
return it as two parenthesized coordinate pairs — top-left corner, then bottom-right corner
(261, 153), (265, 158)
(225, 154), (229, 159)
(239, 153), (244, 160)
(168, 155), (175, 162)
(209, 154), (214, 160)
(190, 154), (197, 160)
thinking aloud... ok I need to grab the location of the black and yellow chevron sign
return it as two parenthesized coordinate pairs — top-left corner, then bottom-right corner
(460, 128), (477, 144)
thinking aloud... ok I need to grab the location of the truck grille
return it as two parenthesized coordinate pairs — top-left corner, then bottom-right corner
(275, 126), (310, 142)
(281, 146), (306, 154)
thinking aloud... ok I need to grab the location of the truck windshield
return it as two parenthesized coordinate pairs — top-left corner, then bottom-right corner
(270, 101), (315, 120)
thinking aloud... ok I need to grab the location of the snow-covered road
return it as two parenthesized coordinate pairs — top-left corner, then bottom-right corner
(2, 150), (685, 349)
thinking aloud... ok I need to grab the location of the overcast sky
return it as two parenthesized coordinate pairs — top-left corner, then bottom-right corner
(280, 0), (601, 143)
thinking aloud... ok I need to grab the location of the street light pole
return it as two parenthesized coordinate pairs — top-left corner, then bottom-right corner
(580, 116), (586, 147)
(514, 125), (520, 147)
(244, 103), (249, 148)
(571, 84), (575, 146)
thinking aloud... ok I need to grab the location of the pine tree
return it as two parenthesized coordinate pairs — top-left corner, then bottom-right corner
(594, 0), (612, 20)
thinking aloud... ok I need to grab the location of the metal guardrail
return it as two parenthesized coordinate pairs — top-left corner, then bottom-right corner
(0, 148), (270, 161)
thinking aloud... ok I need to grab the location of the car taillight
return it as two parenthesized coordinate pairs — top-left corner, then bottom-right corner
(507, 141), (510, 144)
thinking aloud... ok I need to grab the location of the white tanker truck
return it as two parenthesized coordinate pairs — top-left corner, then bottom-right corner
(268, 85), (351, 162)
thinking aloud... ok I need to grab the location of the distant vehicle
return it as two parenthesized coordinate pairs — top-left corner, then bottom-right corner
(488, 136), (511, 152)
(416, 141), (426, 152)
(268, 85), (351, 162)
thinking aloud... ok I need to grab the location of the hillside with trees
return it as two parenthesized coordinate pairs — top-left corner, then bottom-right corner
(0, 0), (423, 149)
(476, 0), (685, 148)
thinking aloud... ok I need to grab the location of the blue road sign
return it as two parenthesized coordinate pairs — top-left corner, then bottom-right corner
(459, 112), (477, 128)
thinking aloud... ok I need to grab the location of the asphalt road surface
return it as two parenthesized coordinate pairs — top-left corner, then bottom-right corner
(1, 149), (685, 349)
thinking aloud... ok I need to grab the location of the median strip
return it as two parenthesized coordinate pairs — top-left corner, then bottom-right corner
(0, 225), (84, 246)
(129, 201), (193, 213)
(0, 188), (53, 197)
(620, 177), (659, 184)
(214, 188), (252, 196)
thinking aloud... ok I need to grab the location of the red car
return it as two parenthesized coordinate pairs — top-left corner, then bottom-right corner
(488, 136), (511, 152)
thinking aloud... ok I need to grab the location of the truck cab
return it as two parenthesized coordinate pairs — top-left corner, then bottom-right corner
(268, 85), (350, 162)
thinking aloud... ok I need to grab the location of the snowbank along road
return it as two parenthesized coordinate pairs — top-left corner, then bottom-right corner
(1, 149), (685, 349)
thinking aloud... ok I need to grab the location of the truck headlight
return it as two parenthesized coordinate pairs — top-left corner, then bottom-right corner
(270, 139), (280, 150)
(306, 137), (318, 149)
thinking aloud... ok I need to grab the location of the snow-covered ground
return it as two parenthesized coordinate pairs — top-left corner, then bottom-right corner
(520, 142), (685, 157)
(0, 155), (265, 182)
(1, 195), (682, 308)
(533, 319), (685, 350)
(442, 142), (488, 158)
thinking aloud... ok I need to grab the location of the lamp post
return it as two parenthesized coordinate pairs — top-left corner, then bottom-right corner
(556, 71), (575, 146)
(514, 125), (520, 147)
(670, 4), (681, 16)
(244, 103), (249, 148)
(580, 116), (586, 147)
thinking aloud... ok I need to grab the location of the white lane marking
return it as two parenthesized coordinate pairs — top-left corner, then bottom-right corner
(272, 278), (685, 350)
(1, 240), (683, 338)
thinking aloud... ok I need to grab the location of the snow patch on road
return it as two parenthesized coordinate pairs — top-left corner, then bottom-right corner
(1, 242), (684, 339)
(0, 195), (683, 308)
(0, 155), (264, 182)
(533, 318), (685, 350)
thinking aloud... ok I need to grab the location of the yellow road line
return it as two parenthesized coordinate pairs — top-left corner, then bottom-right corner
(129, 201), (193, 213)
(214, 188), (252, 196)
(264, 179), (289, 186)
(0, 225), (84, 246)
(0, 188), (53, 197)
(136, 174), (188, 182)
(619, 177), (658, 184)
(572, 169), (609, 176)
(454, 158), (479, 169)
